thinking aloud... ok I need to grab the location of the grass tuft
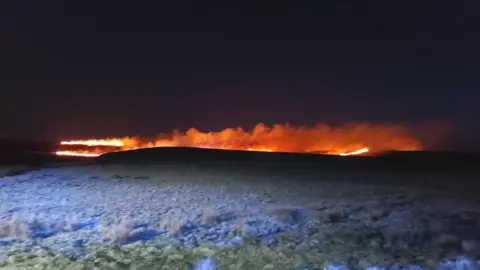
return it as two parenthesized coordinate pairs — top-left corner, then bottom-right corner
(109, 216), (135, 245)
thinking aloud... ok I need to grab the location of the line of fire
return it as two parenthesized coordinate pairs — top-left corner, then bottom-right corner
(53, 123), (422, 158)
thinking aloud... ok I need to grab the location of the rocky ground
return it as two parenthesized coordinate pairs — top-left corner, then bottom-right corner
(1, 163), (480, 269)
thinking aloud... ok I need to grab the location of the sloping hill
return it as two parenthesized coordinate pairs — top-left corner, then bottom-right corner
(96, 147), (480, 174)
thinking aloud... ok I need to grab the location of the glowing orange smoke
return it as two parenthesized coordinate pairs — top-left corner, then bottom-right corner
(55, 123), (422, 157)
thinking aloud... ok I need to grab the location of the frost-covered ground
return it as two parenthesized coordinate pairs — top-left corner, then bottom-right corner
(1, 163), (480, 269)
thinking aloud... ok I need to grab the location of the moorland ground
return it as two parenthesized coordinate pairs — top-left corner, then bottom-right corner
(1, 149), (480, 269)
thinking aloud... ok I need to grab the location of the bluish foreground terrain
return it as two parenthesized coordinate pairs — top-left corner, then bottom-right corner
(1, 149), (480, 269)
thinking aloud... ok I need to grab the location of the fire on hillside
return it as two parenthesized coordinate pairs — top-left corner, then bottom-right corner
(54, 123), (422, 157)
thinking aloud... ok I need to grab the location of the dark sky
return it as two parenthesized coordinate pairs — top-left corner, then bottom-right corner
(1, 1), (478, 149)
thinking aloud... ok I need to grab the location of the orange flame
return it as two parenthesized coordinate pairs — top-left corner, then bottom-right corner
(60, 139), (124, 147)
(56, 123), (422, 157)
(339, 147), (370, 156)
(55, 151), (100, 157)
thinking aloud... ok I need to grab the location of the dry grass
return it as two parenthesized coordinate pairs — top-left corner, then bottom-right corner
(109, 216), (135, 245)
(0, 216), (30, 239)
(159, 215), (184, 235)
(11, 164), (480, 262)
(266, 207), (306, 225)
(306, 203), (353, 224)
(2, 162), (480, 268)
(200, 209), (223, 225)
(200, 209), (238, 225)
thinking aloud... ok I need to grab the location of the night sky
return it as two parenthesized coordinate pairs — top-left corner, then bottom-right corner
(1, 1), (478, 150)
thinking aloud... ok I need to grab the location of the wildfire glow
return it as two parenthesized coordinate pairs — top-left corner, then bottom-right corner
(247, 147), (274, 152)
(55, 151), (100, 157)
(339, 147), (370, 156)
(60, 139), (124, 147)
(55, 123), (422, 158)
